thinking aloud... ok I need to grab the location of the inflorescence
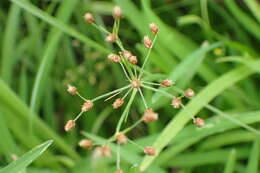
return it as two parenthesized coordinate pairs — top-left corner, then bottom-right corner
(65, 6), (205, 172)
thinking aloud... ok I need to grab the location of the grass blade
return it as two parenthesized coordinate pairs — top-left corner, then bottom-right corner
(0, 140), (53, 173)
(11, 0), (110, 54)
(140, 61), (260, 171)
(245, 140), (259, 173)
(223, 149), (237, 173)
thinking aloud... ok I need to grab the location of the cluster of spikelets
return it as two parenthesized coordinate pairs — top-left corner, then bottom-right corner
(65, 6), (205, 173)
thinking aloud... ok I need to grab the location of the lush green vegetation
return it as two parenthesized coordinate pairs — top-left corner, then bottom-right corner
(1, 0), (260, 172)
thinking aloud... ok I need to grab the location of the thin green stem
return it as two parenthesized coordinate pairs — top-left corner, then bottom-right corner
(142, 85), (173, 98)
(73, 110), (84, 121)
(142, 81), (160, 86)
(116, 89), (137, 133)
(91, 23), (110, 34)
(138, 34), (158, 79)
(119, 61), (131, 81)
(122, 118), (143, 134)
(76, 92), (87, 101)
(91, 85), (131, 102)
(116, 144), (121, 170)
(122, 88), (132, 99)
(104, 90), (123, 101)
(138, 88), (148, 109)
(128, 138), (144, 151)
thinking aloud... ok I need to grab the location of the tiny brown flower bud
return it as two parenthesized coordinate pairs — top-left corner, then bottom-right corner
(106, 33), (117, 43)
(193, 117), (205, 128)
(67, 84), (77, 95)
(84, 12), (94, 24)
(115, 170), (123, 173)
(112, 98), (124, 109)
(79, 139), (93, 149)
(108, 53), (121, 63)
(143, 36), (153, 48)
(81, 100), (94, 112)
(102, 145), (112, 157)
(171, 97), (182, 108)
(122, 50), (132, 59)
(116, 133), (128, 144)
(113, 6), (123, 19)
(149, 23), (159, 35)
(93, 146), (103, 157)
(144, 146), (156, 156)
(160, 79), (172, 87)
(128, 56), (138, 64)
(64, 120), (75, 131)
(142, 108), (158, 123)
(184, 88), (195, 98)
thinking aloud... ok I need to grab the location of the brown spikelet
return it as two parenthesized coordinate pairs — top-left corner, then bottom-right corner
(149, 23), (159, 35)
(78, 139), (93, 149)
(112, 98), (124, 109)
(160, 79), (172, 87)
(193, 117), (205, 128)
(81, 100), (94, 112)
(116, 133), (128, 144)
(144, 146), (156, 156)
(184, 88), (195, 98)
(122, 50), (132, 59)
(143, 36), (152, 48)
(142, 108), (158, 123)
(84, 13), (94, 24)
(128, 56), (138, 64)
(64, 120), (75, 131)
(115, 170), (123, 173)
(106, 33), (117, 43)
(113, 6), (123, 19)
(108, 53), (121, 63)
(171, 97), (182, 108)
(67, 84), (77, 95)
(101, 145), (112, 157)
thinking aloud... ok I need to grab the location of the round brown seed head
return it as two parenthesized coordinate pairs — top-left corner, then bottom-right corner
(115, 170), (123, 173)
(149, 23), (159, 35)
(108, 53), (121, 63)
(122, 50), (132, 59)
(106, 33), (117, 43)
(113, 6), (123, 19)
(84, 12), (94, 24)
(160, 79), (172, 87)
(116, 133), (128, 144)
(101, 145), (112, 157)
(79, 139), (93, 149)
(144, 146), (156, 156)
(67, 84), (77, 95)
(171, 97), (182, 108)
(193, 117), (205, 128)
(142, 108), (158, 123)
(128, 56), (138, 64)
(93, 146), (103, 157)
(131, 79), (141, 88)
(143, 36), (152, 48)
(81, 100), (94, 112)
(64, 120), (75, 131)
(184, 88), (195, 98)
(112, 98), (124, 109)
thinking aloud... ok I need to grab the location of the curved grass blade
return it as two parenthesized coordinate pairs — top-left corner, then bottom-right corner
(0, 140), (53, 173)
(223, 149), (237, 173)
(11, 0), (110, 54)
(224, 0), (260, 41)
(140, 61), (260, 171)
(245, 140), (259, 173)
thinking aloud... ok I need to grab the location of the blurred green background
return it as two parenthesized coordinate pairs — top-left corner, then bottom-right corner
(1, 0), (260, 172)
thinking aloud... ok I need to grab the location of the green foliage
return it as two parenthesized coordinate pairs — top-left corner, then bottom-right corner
(1, 0), (260, 172)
